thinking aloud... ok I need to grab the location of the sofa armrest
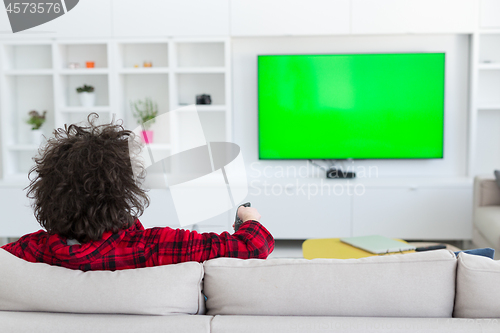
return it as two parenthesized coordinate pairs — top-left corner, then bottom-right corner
(474, 176), (500, 208)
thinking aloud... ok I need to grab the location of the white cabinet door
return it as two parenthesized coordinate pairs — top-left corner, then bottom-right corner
(246, 182), (352, 239)
(230, 0), (350, 36)
(0, 188), (40, 237)
(480, 0), (500, 28)
(112, 0), (230, 37)
(353, 187), (473, 239)
(141, 189), (230, 231)
(352, 0), (477, 34)
(0, 0), (113, 38)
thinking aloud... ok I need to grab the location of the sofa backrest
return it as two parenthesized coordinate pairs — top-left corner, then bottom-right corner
(0, 249), (205, 315)
(474, 177), (500, 208)
(454, 252), (500, 318)
(203, 250), (457, 317)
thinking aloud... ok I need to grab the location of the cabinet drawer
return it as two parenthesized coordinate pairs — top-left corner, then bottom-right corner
(230, 0), (350, 36)
(246, 182), (351, 239)
(353, 187), (472, 239)
(481, 0), (500, 28)
(112, 0), (230, 37)
(352, 0), (476, 34)
(142, 189), (229, 230)
(0, 188), (39, 237)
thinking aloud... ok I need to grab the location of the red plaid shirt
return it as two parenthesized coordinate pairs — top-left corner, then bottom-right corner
(1, 220), (274, 271)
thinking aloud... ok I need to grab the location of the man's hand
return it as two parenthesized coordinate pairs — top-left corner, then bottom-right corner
(232, 206), (261, 230)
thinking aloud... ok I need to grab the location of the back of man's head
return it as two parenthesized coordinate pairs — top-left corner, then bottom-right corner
(26, 114), (149, 243)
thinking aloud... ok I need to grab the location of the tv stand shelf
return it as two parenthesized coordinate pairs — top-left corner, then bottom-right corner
(246, 176), (472, 240)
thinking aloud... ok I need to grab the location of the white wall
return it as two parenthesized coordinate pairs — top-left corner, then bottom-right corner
(232, 35), (470, 179)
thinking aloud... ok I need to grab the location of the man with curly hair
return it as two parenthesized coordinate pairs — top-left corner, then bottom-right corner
(1, 115), (274, 271)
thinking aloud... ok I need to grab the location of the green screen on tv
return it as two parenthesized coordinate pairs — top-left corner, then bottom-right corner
(258, 53), (445, 159)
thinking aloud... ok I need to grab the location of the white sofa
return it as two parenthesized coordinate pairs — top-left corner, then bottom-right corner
(473, 176), (500, 257)
(1, 248), (500, 333)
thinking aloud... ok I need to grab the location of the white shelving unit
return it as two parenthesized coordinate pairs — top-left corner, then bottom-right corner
(0, 37), (231, 185)
(470, 29), (500, 175)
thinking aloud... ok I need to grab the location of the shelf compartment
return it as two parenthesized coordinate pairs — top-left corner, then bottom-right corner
(10, 150), (38, 175)
(479, 34), (500, 64)
(176, 73), (225, 106)
(3, 44), (52, 70)
(61, 74), (109, 108)
(478, 71), (500, 106)
(475, 109), (500, 174)
(5, 75), (55, 146)
(120, 74), (170, 144)
(118, 43), (169, 69)
(57, 43), (108, 70)
(176, 42), (225, 68)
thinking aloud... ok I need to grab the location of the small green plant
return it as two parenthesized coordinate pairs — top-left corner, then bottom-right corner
(76, 84), (95, 93)
(26, 110), (47, 130)
(131, 98), (158, 130)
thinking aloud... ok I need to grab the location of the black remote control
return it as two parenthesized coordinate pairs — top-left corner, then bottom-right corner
(234, 202), (251, 232)
(415, 244), (447, 252)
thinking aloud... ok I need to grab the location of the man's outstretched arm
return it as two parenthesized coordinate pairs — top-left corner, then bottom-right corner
(152, 207), (275, 265)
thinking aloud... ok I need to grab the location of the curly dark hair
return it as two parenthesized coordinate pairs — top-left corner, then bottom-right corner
(26, 114), (149, 243)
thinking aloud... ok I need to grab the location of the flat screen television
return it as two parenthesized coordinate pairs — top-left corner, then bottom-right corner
(257, 53), (445, 159)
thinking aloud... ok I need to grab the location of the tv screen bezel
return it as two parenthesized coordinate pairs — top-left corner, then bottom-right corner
(256, 52), (446, 161)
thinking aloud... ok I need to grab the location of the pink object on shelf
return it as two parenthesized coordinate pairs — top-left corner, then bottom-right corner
(141, 130), (153, 144)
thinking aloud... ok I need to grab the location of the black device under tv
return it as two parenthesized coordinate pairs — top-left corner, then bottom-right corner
(326, 168), (356, 179)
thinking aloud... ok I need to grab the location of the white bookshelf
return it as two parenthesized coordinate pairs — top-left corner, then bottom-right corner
(471, 31), (500, 175)
(0, 37), (232, 183)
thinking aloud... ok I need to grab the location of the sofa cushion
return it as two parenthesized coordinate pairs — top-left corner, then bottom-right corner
(203, 250), (456, 317)
(474, 206), (500, 249)
(210, 316), (500, 333)
(0, 249), (205, 315)
(0, 311), (213, 333)
(454, 252), (500, 318)
(477, 178), (500, 207)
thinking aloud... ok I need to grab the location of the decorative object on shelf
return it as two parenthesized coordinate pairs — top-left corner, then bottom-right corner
(68, 62), (80, 69)
(196, 94), (212, 105)
(76, 84), (96, 108)
(131, 97), (159, 144)
(86, 61), (95, 68)
(134, 64), (139, 68)
(26, 110), (47, 145)
(143, 61), (153, 68)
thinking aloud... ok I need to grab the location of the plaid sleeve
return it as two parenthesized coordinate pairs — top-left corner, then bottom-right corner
(1, 232), (35, 260)
(1, 240), (19, 256)
(154, 220), (275, 265)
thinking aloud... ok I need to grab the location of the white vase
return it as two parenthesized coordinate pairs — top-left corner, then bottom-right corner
(31, 129), (43, 145)
(79, 92), (96, 108)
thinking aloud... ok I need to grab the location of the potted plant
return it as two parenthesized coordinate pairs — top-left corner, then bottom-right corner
(26, 110), (47, 144)
(76, 84), (95, 107)
(131, 97), (158, 143)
